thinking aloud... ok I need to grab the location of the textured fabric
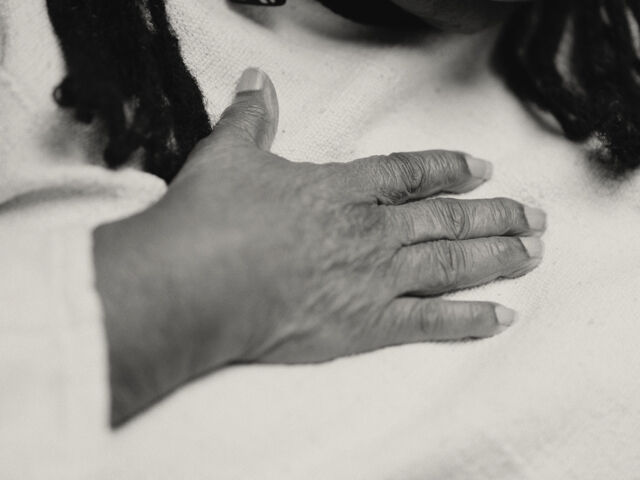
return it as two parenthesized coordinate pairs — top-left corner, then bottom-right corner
(2, 0), (640, 478)
(0, 230), (108, 479)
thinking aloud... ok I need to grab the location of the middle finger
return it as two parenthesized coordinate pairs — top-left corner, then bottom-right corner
(388, 197), (546, 245)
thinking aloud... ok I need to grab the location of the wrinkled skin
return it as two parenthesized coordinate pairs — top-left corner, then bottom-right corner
(94, 69), (545, 425)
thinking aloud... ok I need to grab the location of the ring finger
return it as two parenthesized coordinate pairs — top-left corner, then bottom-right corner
(391, 236), (543, 296)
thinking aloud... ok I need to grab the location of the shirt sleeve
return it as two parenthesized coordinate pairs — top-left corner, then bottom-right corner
(0, 228), (109, 478)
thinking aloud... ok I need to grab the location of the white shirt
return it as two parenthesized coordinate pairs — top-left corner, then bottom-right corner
(2, 0), (640, 478)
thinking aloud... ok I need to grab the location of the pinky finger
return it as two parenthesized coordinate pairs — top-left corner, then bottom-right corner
(379, 298), (517, 343)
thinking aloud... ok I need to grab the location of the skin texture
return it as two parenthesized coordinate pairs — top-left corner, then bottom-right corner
(388, 0), (524, 32)
(94, 69), (546, 425)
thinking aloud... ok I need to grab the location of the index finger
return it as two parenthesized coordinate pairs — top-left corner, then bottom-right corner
(345, 150), (493, 205)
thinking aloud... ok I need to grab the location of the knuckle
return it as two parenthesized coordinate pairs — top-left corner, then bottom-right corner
(389, 207), (417, 245)
(474, 303), (501, 335)
(242, 101), (269, 123)
(415, 302), (444, 337)
(433, 241), (467, 288)
(488, 237), (514, 256)
(353, 156), (391, 198)
(219, 101), (268, 141)
(426, 150), (466, 184)
(438, 199), (470, 239)
(491, 198), (520, 227)
(467, 302), (493, 324)
(484, 238), (519, 267)
(385, 152), (427, 196)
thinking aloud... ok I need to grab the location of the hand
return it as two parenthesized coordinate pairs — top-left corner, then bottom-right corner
(94, 68), (546, 425)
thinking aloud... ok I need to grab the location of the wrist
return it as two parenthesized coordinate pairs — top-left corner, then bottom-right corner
(93, 215), (240, 424)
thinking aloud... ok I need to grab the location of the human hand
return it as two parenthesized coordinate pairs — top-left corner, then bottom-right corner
(94, 68), (545, 424)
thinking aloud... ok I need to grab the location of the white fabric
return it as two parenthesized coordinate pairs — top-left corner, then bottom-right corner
(2, 0), (640, 478)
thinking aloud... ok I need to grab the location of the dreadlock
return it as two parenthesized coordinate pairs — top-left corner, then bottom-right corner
(494, 0), (640, 175)
(47, 0), (640, 181)
(46, 0), (212, 183)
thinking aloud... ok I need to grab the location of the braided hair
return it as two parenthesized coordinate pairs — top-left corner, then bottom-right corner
(494, 0), (640, 175)
(46, 0), (212, 183)
(47, 0), (640, 181)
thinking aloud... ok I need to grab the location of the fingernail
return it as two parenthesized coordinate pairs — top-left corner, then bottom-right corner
(465, 154), (493, 181)
(236, 68), (266, 93)
(495, 305), (518, 328)
(521, 237), (544, 260)
(524, 206), (547, 233)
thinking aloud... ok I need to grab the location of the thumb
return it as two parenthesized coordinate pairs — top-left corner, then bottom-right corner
(214, 68), (279, 151)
